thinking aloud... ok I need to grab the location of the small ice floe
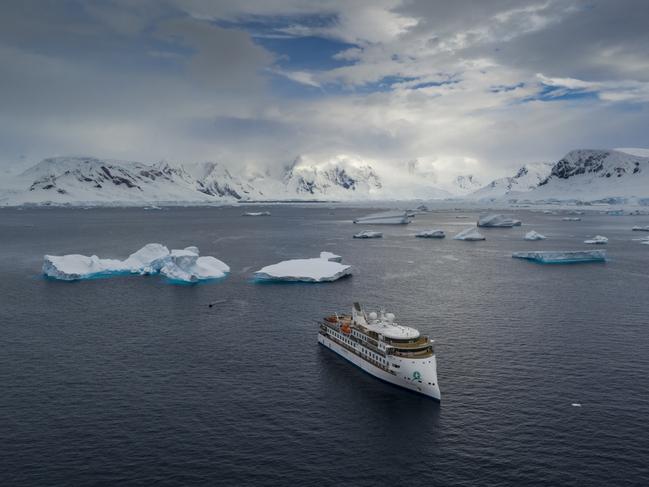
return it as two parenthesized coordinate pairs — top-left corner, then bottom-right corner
(453, 227), (485, 241)
(143, 205), (162, 210)
(571, 403), (582, 407)
(254, 253), (351, 282)
(42, 244), (229, 283)
(477, 214), (521, 228)
(562, 217), (581, 221)
(415, 229), (445, 239)
(353, 211), (411, 225)
(320, 251), (342, 262)
(635, 236), (649, 245)
(584, 235), (608, 244)
(512, 250), (606, 264)
(632, 225), (649, 232)
(243, 211), (271, 216)
(353, 230), (383, 239)
(524, 230), (547, 241)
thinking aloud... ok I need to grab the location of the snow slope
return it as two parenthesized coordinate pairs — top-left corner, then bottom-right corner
(526, 149), (649, 203)
(469, 162), (553, 200)
(0, 154), (453, 205)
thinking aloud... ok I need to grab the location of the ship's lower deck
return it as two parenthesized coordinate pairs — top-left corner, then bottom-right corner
(318, 331), (441, 400)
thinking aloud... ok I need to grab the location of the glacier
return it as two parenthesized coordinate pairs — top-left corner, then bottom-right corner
(524, 230), (547, 241)
(512, 250), (606, 264)
(254, 253), (351, 282)
(43, 244), (229, 283)
(453, 227), (486, 241)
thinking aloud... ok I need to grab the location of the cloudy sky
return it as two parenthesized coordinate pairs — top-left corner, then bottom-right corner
(1, 0), (648, 182)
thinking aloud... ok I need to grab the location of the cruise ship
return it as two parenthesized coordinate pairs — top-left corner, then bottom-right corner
(318, 303), (440, 400)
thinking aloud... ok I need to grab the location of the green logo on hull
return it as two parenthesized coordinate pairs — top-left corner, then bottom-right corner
(413, 371), (422, 381)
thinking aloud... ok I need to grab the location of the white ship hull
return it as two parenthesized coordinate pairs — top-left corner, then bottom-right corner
(318, 333), (441, 400)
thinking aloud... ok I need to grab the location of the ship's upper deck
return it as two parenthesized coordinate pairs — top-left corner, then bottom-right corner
(363, 320), (420, 340)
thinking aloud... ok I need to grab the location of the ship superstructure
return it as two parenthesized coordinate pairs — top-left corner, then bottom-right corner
(318, 302), (440, 400)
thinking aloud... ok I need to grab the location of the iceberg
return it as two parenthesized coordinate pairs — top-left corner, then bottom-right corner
(320, 251), (342, 262)
(524, 230), (547, 241)
(159, 248), (230, 283)
(562, 217), (581, 221)
(415, 230), (445, 238)
(453, 227), (485, 241)
(353, 211), (411, 225)
(43, 244), (229, 283)
(632, 225), (649, 232)
(512, 250), (606, 264)
(243, 211), (270, 216)
(353, 230), (383, 239)
(254, 253), (351, 282)
(584, 235), (608, 244)
(477, 214), (521, 227)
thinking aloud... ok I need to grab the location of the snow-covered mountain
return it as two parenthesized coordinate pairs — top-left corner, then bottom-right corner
(452, 174), (482, 194)
(283, 156), (382, 198)
(469, 149), (649, 203)
(527, 149), (649, 202)
(0, 154), (429, 205)
(6, 156), (266, 205)
(469, 162), (553, 200)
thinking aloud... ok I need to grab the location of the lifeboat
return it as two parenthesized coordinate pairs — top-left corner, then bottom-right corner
(340, 323), (352, 334)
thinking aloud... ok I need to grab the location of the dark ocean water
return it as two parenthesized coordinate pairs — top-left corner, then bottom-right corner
(1, 206), (649, 486)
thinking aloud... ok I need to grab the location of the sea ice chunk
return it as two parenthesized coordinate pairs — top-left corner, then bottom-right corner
(415, 230), (445, 238)
(243, 211), (270, 216)
(353, 211), (411, 225)
(524, 230), (546, 241)
(477, 214), (521, 227)
(562, 217), (581, 221)
(632, 225), (649, 232)
(160, 248), (229, 283)
(353, 230), (383, 239)
(584, 235), (608, 244)
(254, 255), (351, 282)
(43, 244), (229, 283)
(453, 227), (485, 241)
(512, 250), (606, 264)
(320, 251), (342, 262)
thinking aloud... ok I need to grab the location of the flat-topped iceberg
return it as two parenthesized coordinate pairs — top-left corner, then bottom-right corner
(562, 217), (581, 221)
(243, 211), (270, 216)
(477, 214), (521, 227)
(415, 230), (445, 238)
(524, 230), (547, 241)
(512, 250), (606, 264)
(584, 235), (608, 244)
(353, 230), (383, 239)
(353, 211), (411, 225)
(453, 227), (485, 241)
(632, 225), (649, 232)
(254, 253), (351, 282)
(43, 244), (229, 283)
